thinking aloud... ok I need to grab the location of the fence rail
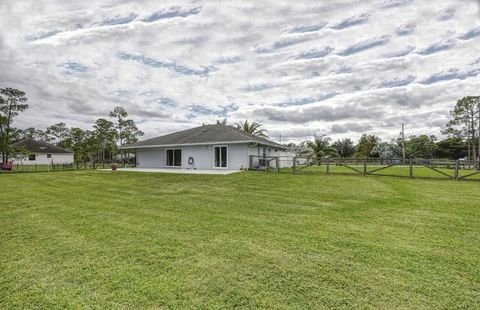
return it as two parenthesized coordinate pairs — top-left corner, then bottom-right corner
(289, 157), (480, 181)
(0, 161), (136, 174)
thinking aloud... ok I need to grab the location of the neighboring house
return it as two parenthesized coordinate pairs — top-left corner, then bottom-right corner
(122, 124), (293, 170)
(11, 139), (74, 165)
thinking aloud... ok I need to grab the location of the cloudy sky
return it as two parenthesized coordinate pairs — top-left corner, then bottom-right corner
(1, 0), (479, 143)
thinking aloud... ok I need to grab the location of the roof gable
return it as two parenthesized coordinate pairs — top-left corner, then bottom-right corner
(125, 124), (285, 149)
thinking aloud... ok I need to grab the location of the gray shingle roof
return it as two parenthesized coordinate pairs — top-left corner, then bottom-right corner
(11, 139), (73, 154)
(124, 124), (286, 149)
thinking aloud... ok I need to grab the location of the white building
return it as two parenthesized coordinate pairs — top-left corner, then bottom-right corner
(11, 139), (74, 165)
(122, 124), (293, 170)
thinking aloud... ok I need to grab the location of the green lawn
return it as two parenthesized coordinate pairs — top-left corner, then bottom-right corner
(1, 171), (479, 308)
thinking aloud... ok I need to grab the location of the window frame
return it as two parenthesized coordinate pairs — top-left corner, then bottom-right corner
(28, 154), (36, 161)
(213, 145), (228, 169)
(165, 148), (182, 167)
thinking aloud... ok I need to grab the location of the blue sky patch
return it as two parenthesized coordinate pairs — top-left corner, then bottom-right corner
(189, 104), (236, 117)
(295, 47), (334, 60)
(118, 52), (213, 77)
(438, 8), (455, 21)
(338, 35), (390, 56)
(277, 93), (339, 107)
(418, 39), (455, 55)
(287, 22), (327, 34)
(396, 24), (415, 36)
(459, 27), (480, 40)
(379, 75), (415, 88)
(379, 0), (412, 9)
(101, 13), (138, 26)
(154, 97), (176, 107)
(240, 83), (274, 92)
(27, 29), (62, 41)
(420, 68), (480, 85)
(58, 61), (89, 73)
(143, 6), (200, 23)
(331, 13), (369, 30)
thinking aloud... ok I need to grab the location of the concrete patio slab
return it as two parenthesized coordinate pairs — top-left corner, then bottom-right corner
(103, 168), (242, 175)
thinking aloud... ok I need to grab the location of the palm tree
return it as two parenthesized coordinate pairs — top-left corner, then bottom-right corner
(307, 135), (338, 159)
(234, 120), (268, 138)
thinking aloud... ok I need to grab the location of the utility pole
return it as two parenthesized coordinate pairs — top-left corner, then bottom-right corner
(401, 123), (406, 165)
(279, 135), (282, 144)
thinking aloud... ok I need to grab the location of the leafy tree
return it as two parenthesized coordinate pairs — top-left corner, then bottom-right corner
(19, 127), (47, 141)
(405, 135), (437, 158)
(332, 138), (355, 158)
(62, 128), (96, 161)
(120, 119), (144, 145)
(109, 106), (128, 147)
(0, 87), (29, 162)
(307, 135), (338, 158)
(444, 96), (480, 160)
(46, 122), (70, 146)
(436, 138), (468, 159)
(234, 120), (268, 138)
(355, 134), (380, 157)
(372, 141), (401, 159)
(94, 118), (117, 162)
(109, 106), (144, 161)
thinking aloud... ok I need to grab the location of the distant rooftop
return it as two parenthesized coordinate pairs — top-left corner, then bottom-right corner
(11, 139), (73, 154)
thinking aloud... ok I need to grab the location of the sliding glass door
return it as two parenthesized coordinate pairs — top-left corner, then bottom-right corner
(166, 149), (182, 167)
(214, 146), (227, 168)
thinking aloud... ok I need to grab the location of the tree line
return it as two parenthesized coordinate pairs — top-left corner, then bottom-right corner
(235, 97), (480, 160)
(289, 96), (480, 160)
(0, 87), (143, 163)
(296, 134), (467, 160)
(1, 87), (479, 163)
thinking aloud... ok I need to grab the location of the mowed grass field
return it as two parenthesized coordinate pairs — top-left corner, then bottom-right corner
(1, 171), (479, 309)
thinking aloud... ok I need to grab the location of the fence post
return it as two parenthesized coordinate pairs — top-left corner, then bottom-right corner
(84, 161), (86, 169)
(326, 157), (330, 174)
(454, 159), (459, 180)
(292, 156), (296, 173)
(35, 163), (37, 172)
(363, 158), (367, 176)
(409, 158), (413, 178)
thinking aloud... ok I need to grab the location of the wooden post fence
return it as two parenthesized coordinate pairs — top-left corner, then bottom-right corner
(454, 160), (459, 180)
(409, 158), (413, 178)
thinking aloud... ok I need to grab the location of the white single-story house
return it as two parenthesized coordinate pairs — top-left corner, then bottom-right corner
(122, 124), (294, 170)
(11, 139), (74, 165)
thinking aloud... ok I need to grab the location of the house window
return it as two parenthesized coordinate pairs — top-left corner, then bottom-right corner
(28, 154), (36, 161)
(47, 154), (52, 159)
(166, 149), (182, 167)
(214, 146), (227, 168)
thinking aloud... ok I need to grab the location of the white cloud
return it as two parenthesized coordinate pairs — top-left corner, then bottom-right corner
(0, 0), (479, 144)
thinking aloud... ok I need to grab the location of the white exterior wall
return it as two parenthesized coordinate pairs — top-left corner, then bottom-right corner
(136, 142), (294, 170)
(136, 143), (250, 170)
(14, 153), (74, 165)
